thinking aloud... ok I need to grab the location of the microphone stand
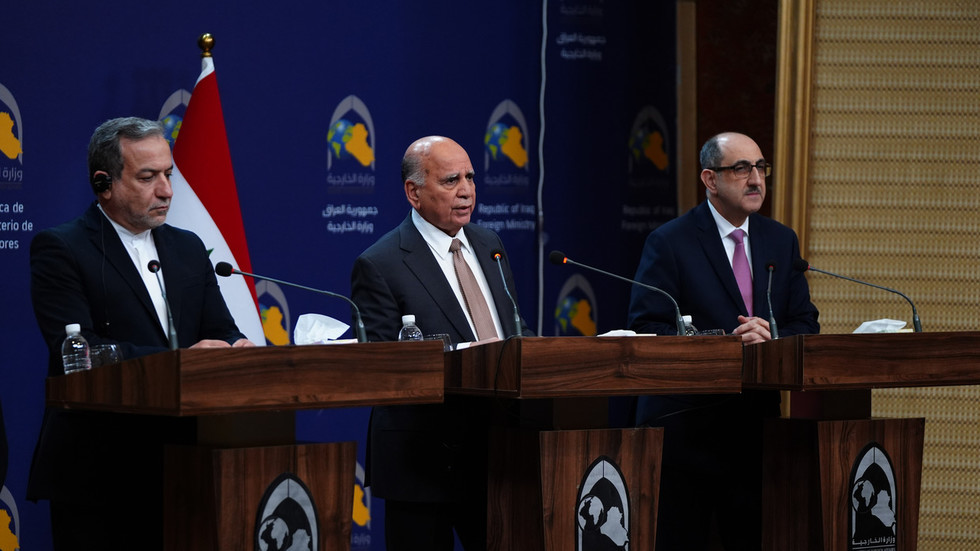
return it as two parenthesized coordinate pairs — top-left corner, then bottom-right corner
(805, 264), (922, 332)
(218, 264), (368, 343)
(551, 251), (686, 336)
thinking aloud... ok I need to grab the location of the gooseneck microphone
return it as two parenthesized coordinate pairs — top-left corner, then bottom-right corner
(765, 260), (779, 340)
(549, 250), (686, 336)
(794, 258), (922, 332)
(491, 249), (522, 338)
(147, 260), (178, 350)
(214, 261), (368, 343)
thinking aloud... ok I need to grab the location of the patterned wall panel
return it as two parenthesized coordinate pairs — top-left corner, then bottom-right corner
(805, 1), (980, 548)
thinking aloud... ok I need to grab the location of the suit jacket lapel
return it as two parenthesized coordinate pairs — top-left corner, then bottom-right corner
(469, 230), (513, 329)
(693, 202), (749, 315)
(747, 215), (771, 319)
(397, 216), (476, 341)
(153, 226), (182, 332)
(84, 205), (161, 332)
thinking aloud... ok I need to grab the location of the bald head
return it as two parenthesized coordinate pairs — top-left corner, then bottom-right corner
(401, 136), (461, 185)
(402, 136), (476, 235)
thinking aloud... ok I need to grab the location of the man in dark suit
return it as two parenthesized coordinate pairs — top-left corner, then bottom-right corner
(628, 132), (819, 550)
(351, 136), (532, 550)
(29, 117), (253, 549)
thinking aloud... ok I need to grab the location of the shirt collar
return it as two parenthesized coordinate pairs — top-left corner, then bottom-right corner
(411, 209), (470, 260)
(97, 203), (152, 244)
(706, 199), (750, 239)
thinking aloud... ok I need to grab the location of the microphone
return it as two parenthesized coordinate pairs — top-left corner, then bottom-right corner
(491, 249), (522, 338)
(214, 261), (368, 343)
(765, 260), (779, 340)
(549, 250), (686, 336)
(794, 258), (922, 332)
(147, 260), (178, 350)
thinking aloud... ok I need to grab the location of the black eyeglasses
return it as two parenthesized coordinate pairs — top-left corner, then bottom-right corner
(709, 161), (772, 178)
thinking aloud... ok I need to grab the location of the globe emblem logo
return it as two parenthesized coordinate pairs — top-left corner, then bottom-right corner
(849, 443), (897, 550)
(0, 82), (25, 189)
(576, 456), (630, 551)
(257, 280), (292, 346)
(484, 122), (528, 169)
(0, 486), (20, 550)
(628, 126), (668, 171)
(483, 100), (531, 188)
(326, 95), (376, 173)
(627, 106), (671, 178)
(255, 473), (319, 551)
(327, 118), (374, 168)
(555, 274), (598, 336)
(161, 114), (183, 147)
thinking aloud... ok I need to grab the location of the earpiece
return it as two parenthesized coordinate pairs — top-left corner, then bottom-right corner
(91, 172), (112, 194)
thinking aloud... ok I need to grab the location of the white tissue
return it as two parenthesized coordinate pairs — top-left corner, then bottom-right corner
(852, 319), (907, 333)
(598, 329), (638, 337)
(294, 313), (351, 344)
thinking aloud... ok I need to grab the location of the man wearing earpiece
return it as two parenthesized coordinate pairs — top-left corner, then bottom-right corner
(28, 117), (254, 549)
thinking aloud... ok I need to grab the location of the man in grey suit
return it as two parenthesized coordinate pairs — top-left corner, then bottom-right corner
(351, 136), (532, 550)
(29, 117), (253, 549)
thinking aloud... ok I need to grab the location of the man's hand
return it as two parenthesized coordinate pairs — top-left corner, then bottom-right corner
(189, 339), (232, 349)
(731, 315), (771, 344)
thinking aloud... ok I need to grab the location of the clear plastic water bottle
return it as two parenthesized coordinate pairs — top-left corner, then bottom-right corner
(397, 315), (423, 341)
(61, 323), (92, 374)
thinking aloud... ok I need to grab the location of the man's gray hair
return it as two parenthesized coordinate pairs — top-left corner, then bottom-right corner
(87, 117), (166, 183)
(699, 134), (725, 171)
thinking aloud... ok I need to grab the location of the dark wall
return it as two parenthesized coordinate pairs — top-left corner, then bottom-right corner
(695, 0), (780, 215)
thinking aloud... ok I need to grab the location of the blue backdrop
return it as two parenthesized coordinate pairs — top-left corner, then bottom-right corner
(0, 1), (675, 547)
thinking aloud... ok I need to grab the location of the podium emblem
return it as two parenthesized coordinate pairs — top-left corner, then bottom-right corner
(576, 455), (630, 551)
(848, 442), (897, 551)
(255, 473), (320, 551)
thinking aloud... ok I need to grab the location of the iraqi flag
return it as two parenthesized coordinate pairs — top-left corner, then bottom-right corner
(165, 55), (265, 345)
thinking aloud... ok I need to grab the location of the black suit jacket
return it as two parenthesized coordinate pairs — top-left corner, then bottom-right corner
(27, 203), (245, 501)
(628, 201), (819, 421)
(350, 212), (532, 502)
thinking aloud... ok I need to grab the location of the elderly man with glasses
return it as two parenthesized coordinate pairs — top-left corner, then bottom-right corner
(627, 132), (819, 550)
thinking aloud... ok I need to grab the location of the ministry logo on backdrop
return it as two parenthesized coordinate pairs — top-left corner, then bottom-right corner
(0, 82), (24, 190)
(484, 99), (530, 188)
(255, 473), (319, 551)
(576, 456), (630, 551)
(555, 274), (597, 336)
(849, 442), (898, 551)
(351, 461), (372, 550)
(627, 106), (670, 189)
(0, 486), (21, 550)
(158, 89), (190, 148)
(326, 95), (376, 192)
(257, 280), (292, 346)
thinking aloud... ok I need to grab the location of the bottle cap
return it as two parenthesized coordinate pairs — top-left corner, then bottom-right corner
(401, 314), (416, 325)
(65, 323), (81, 334)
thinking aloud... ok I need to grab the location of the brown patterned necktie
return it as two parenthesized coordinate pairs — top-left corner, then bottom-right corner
(450, 238), (499, 341)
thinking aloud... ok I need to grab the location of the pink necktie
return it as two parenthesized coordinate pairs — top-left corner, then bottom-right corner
(450, 238), (499, 341)
(729, 229), (753, 316)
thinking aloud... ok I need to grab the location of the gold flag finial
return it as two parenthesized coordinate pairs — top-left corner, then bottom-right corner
(198, 33), (215, 58)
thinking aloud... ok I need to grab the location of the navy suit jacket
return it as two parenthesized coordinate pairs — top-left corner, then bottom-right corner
(351, 212), (532, 502)
(28, 202), (245, 501)
(628, 201), (819, 421)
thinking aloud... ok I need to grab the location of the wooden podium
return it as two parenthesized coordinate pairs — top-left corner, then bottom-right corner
(744, 332), (980, 551)
(447, 335), (744, 551)
(46, 341), (445, 551)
